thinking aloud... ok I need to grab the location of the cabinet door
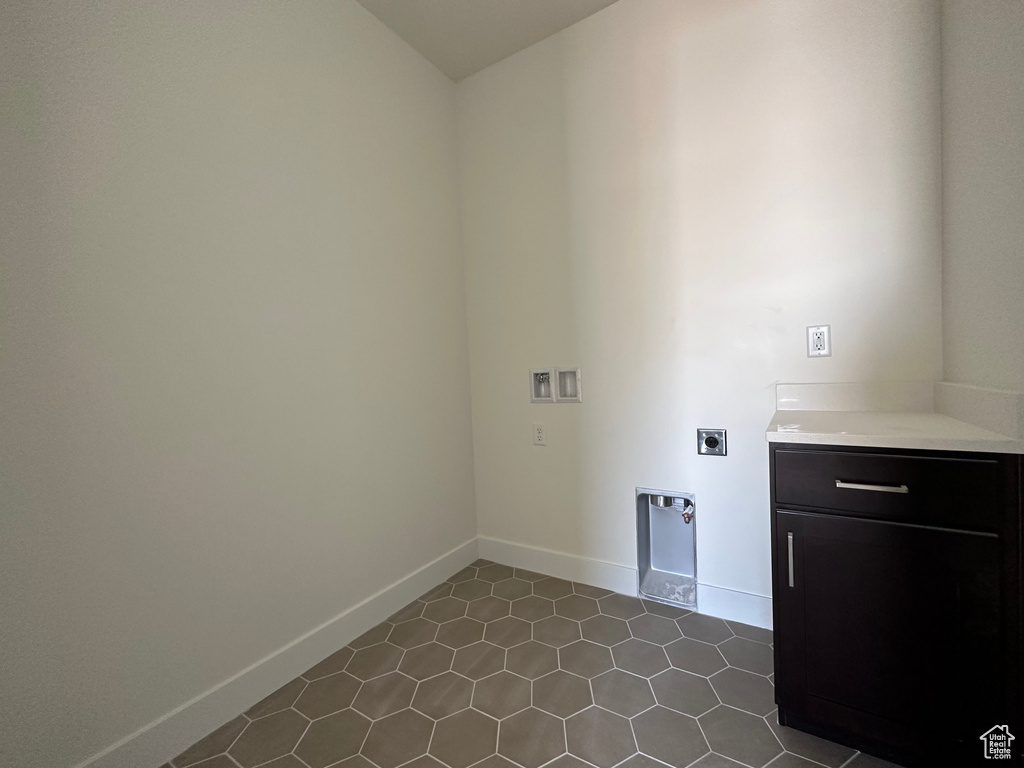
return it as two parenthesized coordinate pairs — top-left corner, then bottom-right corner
(774, 510), (1002, 756)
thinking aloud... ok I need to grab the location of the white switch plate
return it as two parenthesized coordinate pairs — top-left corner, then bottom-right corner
(807, 325), (831, 357)
(533, 423), (547, 446)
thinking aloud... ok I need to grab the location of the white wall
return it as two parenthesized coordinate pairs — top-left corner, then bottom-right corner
(0, 2), (476, 767)
(458, 0), (942, 603)
(941, 0), (1024, 392)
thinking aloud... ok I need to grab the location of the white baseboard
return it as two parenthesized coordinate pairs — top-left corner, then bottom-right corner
(477, 536), (638, 595)
(478, 536), (773, 630)
(76, 538), (478, 768)
(695, 583), (773, 630)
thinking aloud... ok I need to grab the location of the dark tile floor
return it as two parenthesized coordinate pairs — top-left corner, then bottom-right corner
(164, 561), (899, 768)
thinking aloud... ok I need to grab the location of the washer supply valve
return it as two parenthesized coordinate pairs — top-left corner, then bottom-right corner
(676, 497), (695, 524)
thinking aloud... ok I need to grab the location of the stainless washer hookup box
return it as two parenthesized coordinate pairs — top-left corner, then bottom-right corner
(636, 487), (697, 610)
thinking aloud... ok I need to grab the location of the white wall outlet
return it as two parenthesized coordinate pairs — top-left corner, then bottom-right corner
(807, 325), (831, 357)
(533, 423), (547, 446)
(697, 429), (727, 456)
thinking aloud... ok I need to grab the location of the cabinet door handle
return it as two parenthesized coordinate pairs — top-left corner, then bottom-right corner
(787, 532), (795, 588)
(835, 480), (909, 494)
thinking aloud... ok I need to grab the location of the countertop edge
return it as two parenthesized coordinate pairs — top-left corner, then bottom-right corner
(765, 429), (1024, 454)
(767, 382), (1024, 455)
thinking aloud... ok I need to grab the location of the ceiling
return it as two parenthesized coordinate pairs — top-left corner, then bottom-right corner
(353, 0), (621, 82)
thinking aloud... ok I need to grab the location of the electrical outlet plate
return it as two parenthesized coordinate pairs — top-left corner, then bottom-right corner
(533, 423), (547, 446)
(807, 325), (831, 357)
(697, 429), (726, 456)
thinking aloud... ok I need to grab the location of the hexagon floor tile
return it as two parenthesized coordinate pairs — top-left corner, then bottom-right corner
(632, 706), (708, 768)
(559, 640), (614, 678)
(511, 595), (555, 622)
(665, 637), (727, 677)
(580, 614), (631, 646)
(498, 707), (566, 768)
(430, 709), (498, 768)
(467, 596), (511, 622)
(388, 618), (439, 649)
(294, 709), (371, 768)
(492, 578), (532, 600)
(532, 577), (574, 600)
(565, 707), (637, 768)
(451, 579), (492, 602)
(399, 642), (455, 681)
(650, 668), (718, 717)
(362, 709), (434, 768)
(628, 613), (682, 645)
(228, 710), (308, 767)
(554, 594), (599, 621)
(533, 670), (593, 718)
(591, 669), (654, 717)
(611, 638), (670, 677)
(435, 617), (485, 649)
(533, 616), (582, 648)
(472, 670), (531, 718)
(718, 636), (774, 676)
(294, 672), (360, 719)
(167, 562), (880, 768)
(351, 672), (416, 719)
(505, 640), (558, 680)
(346, 643), (403, 681)
(412, 671), (473, 719)
(710, 666), (777, 716)
(452, 641), (505, 679)
(699, 705), (782, 767)
(484, 616), (532, 648)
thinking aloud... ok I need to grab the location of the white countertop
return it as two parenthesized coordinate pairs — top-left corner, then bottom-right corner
(766, 409), (1021, 452)
(766, 382), (1024, 454)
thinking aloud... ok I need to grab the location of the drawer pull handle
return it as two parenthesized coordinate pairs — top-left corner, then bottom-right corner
(787, 532), (795, 588)
(835, 480), (909, 494)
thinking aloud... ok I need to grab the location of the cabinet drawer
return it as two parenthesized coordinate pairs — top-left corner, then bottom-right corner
(774, 449), (1003, 530)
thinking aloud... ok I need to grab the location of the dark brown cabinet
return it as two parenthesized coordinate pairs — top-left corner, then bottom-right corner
(770, 443), (1022, 767)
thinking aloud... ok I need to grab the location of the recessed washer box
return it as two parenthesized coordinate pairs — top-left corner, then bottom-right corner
(636, 488), (697, 610)
(529, 369), (554, 402)
(555, 368), (582, 402)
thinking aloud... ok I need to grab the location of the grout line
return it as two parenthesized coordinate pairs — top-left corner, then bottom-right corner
(219, 715), (251, 760)
(716, 699), (775, 720)
(250, 751), (293, 768)
(558, 752), (600, 768)
(631, 702), (658, 718)
(693, 707), (714, 766)
(637, 752), (676, 768)
(625, 716), (640, 767)
(763, 711), (787, 754)
(779, 751), (837, 768)
(287, 708), (314, 757)
(725, 752), (761, 768)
